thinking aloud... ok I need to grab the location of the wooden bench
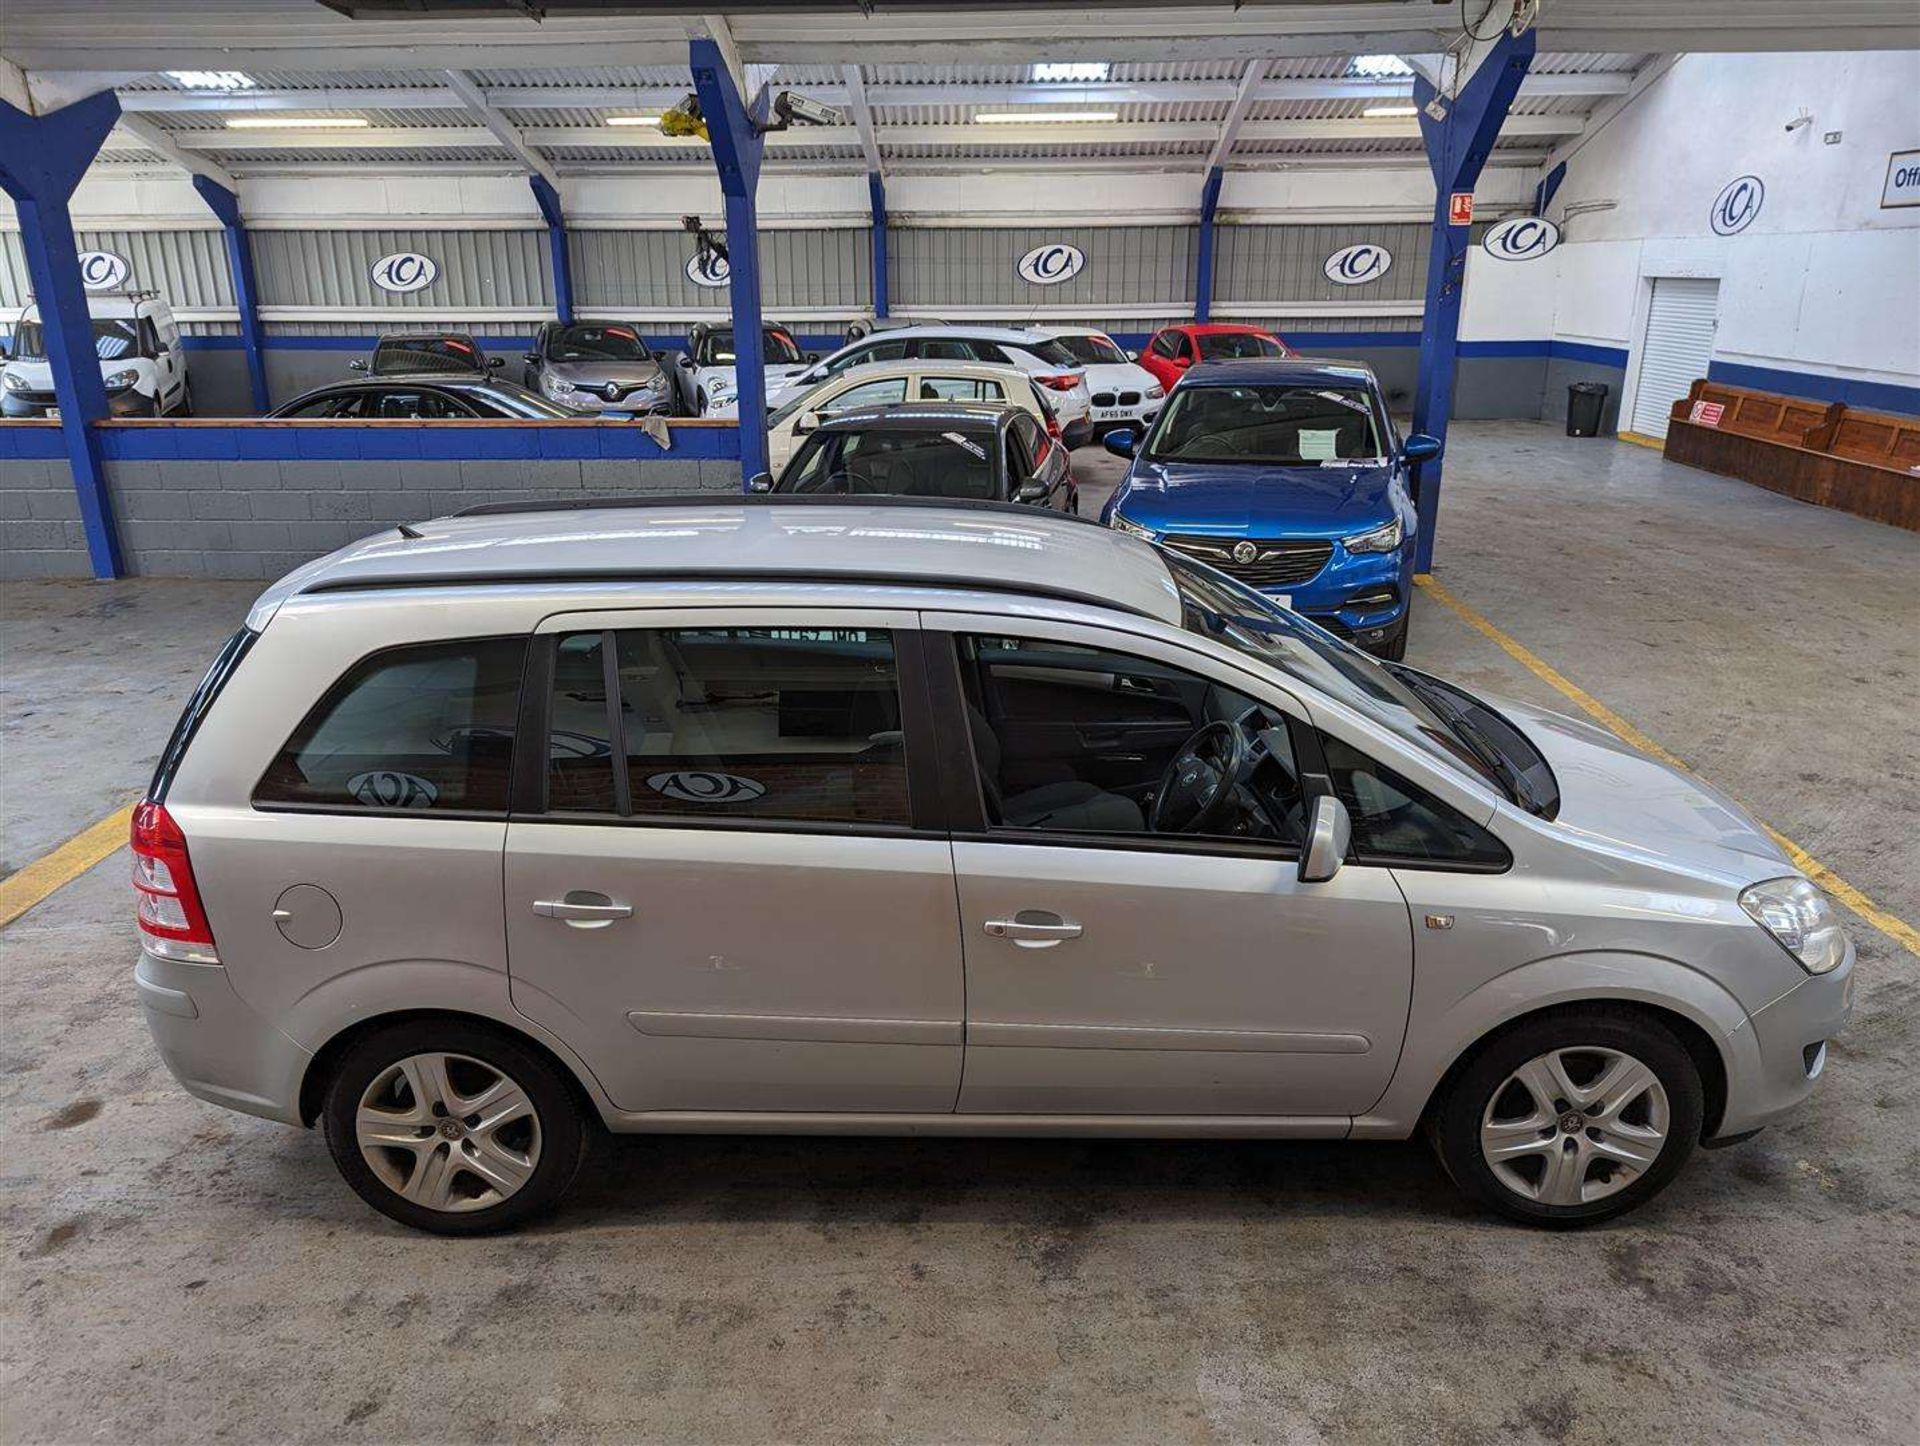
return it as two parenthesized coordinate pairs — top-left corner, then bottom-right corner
(1663, 380), (1919, 532)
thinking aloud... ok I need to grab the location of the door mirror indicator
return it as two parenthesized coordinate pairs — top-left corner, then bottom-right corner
(1402, 433), (1443, 463)
(1103, 428), (1137, 459)
(1299, 795), (1352, 883)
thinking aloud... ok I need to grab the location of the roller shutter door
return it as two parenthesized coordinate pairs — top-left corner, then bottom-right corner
(1630, 277), (1720, 439)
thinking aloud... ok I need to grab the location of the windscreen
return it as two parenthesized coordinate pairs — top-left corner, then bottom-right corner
(10, 319), (147, 361)
(1145, 383), (1383, 464)
(546, 324), (650, 362)
(1195, 331), (1286, 360)
(1051, 333), (1128, 365)
(781, 428), (996, 500)
(698, 327), (805, 365)
(371, 336), (484, 375)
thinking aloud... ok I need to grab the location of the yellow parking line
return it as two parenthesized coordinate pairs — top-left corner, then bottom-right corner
(1616, 430), (1665, 451)
(1415, 575), (1920, 960)
(0, 805), (134, 930)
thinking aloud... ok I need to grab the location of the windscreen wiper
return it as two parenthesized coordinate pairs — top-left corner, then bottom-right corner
(1390, 668), (1526, 807)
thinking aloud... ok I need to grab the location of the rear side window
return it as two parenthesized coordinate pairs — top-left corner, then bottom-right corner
(1319, 732), (1509, 868)
(149, 628), (258, 803)
(256, 638), (526, 813)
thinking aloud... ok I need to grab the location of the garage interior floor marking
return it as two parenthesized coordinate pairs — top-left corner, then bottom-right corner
(1415, 574), (1920, 959)
(0, 803), (135, 929)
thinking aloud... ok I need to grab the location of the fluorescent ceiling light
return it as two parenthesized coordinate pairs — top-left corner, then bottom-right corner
(975, 111), (1119, 125)
(604, 115), (663, 126)
(1348, 54), (1414, 79)
(1031, 62), (1111, 83)
(1363, 105), (1419, 118)
(166, 70), (255, 91)
(225, 116), (370, 129)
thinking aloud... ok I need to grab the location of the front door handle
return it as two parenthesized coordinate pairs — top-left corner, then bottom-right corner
(984, 913), (1083, 948)
(533, 892), (633, 929)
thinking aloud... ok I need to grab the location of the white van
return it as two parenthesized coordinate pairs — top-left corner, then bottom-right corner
(2, 290), (193, 419)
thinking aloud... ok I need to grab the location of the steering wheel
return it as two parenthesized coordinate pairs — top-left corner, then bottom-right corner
(823, 469), (878, 494)
(1187, 431), (1240, 455)
(1148, 720), (1250, 835)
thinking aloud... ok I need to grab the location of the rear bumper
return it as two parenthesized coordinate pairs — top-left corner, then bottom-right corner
(1061, 417), (1094, 448)
(136, 951), (309, 1126)
(1713, 945), (1856, 1139)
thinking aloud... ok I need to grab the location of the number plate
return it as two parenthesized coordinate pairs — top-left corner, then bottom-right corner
(1093, 408), (1131, 421)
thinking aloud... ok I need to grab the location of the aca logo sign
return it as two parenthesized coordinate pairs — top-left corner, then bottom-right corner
(685, 249), (731, 288)
(1323, 244), (1393, 285)
(369, 252), (439, 294)
(1710, 176), (1765, 236)
(1481, 216), (1562, 261)
(78, 251), (130, 290)
(1016, 243), (1086, 286)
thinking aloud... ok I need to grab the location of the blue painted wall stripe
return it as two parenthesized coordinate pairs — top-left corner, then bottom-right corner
(1707, 360), (1919, 419)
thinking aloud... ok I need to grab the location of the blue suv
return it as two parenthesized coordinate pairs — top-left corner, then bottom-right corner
(1099, 358), (1440, 659)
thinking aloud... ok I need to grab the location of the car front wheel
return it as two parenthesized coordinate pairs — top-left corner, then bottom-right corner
(1430, 1007), (1703, 1227)
(321, 1019), (589, 1235)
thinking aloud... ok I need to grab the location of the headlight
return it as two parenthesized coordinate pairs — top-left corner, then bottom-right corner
(1343, 517), (1404, 554)
(1739, 876), (1848, 975)
(1146, 385), (1165, 400)
(104, 368), (142, 391)
(539, 372), (571, 399)
(707, 380), (736, 401)
(1110, 513), (1158, 542)
(2, 372), (26, 393)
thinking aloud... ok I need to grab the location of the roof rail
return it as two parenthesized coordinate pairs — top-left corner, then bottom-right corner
(451, 493), (1100, 525)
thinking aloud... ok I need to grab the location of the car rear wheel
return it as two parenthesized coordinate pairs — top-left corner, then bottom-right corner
(1431, 1008), (1702, 1227)
(321, 1019), (588, 1235)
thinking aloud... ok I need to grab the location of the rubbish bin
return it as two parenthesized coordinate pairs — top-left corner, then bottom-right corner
(1566, 381), (1609, 437)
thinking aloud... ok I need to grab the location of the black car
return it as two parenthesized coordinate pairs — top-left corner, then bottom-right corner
(762, 402), (1077, 513)
(352, 332), (503, 379)
(266, 375), (575, 420)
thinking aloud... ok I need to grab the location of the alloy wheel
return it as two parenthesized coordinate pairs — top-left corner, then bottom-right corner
(355, 1052), (543, 1213)
(1478, 1045), (1670, 1206)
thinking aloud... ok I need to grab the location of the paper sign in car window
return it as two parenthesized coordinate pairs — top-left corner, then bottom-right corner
(942, 432), (987, 459)
(1298, 429), (1340, 461)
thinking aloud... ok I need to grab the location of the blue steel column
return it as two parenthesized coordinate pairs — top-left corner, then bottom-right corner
(868, 172), (889, 319)
(528, 175), (574, 326)
(1408, 28), (1535, 573)
(689, 40), (769, 487)
(0, 93), (125, 578)
(190, 175), (270, 414)
(1194, 166), (1224, 323)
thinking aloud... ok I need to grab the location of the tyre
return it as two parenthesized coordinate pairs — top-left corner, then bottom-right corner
(694, 388), (707, 417)
(321, 1019), (589, 1235)
(1376, 616), (1408, 661)
(1430, 1007), (1703, 1227)
(176, 382), (195, 418)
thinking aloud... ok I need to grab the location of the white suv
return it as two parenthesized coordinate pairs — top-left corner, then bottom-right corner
(2, 290), (192, 419)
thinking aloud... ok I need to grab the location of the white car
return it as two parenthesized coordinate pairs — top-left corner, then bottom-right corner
(3, 290), (192, 419)
(765, 359), (1057, 473)
(672, 321), (816, 418)
(766, 325), (1095, 446)
(1042, 327), (1164, 436)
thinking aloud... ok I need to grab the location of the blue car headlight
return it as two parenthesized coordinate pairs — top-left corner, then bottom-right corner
(1343, 517), (1403, 554)
(1110, 513), (1159, 542)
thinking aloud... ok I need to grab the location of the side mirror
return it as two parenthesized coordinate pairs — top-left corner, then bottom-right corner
(1013, 479), (1050, 505)
(1402, 433), (1443, 463)
(348, 358), (368, 372)
(793, 411), (822, 434)
(676, 354), (695, 370)
(1172, 355), (1192, 369)
(488, 356), (505, 370)
(747, 472), (775, 493)
(523, 351), (540, 365)
(1103, 428), (1137, 459)
(1299, 795), (1351, 884)
(1124, 349), (1140, 361)
(804, 351), (820, 362)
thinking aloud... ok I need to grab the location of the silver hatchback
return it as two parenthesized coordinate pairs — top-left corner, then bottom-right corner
(134, 498), (1853, 1233)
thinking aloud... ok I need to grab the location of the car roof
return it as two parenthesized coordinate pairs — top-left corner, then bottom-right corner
(374, 332), (478, 343)
(1182, 358), (1378, 387)
(847, 324), (1055, 345)
(1175, 323), (1278, 336)
(814, 401), (1012, 432)
(248, 497), (1181, 629)
(821, 359), (1031, 382)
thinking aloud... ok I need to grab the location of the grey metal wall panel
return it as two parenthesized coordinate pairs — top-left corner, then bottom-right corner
(890, 226), (1197, 312)
(0, 231), (29, 310)
(3, 229), (237, 311)
(249, 228), (553, 309)
(572, 228), (868, 312)
(1215, 222), (1430, 307)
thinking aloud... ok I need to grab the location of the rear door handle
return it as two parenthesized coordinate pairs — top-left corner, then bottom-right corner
(984, 914), (1083, 948)
(533, 893), (633, 928)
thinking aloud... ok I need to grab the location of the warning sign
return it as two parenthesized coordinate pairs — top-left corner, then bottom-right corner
(1689, 400), (1726, 427)
(1449, 192), (1475, 226)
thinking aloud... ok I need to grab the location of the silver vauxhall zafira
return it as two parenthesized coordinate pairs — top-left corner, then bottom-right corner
(131, 498), (1853, 1233)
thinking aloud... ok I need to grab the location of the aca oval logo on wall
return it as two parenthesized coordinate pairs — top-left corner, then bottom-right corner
(1710, 175), (1765, 236)
(1323, 244), (1393, 285)
(369, 252), (440, 294)
(78, 251), (130, 290)
(1016, 243), (1086, 286)
(1482, 216), (1562, 261)
(685, 249), (731, 288)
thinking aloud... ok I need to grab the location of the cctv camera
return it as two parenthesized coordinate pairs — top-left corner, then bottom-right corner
(773, 90), (843, 128)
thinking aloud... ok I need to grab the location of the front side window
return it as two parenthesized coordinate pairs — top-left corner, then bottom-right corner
(1320, 733), (1509, 867)
(278, 390), (365, 419)
(915, 339), (974, 361)
(546, 627), (912, 828)
(366, 388), (474, 420)
(1148, 332), (1178, 359)
(256, 638), (526, 813)
(821, 377), (909, 413)
(1145, 382), (1383, 464)
(1195, 331), (1285, 361)
(780, 428), (997, 500)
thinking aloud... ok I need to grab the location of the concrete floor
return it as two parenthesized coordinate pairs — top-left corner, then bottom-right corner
(3, 422), (1917, 1444)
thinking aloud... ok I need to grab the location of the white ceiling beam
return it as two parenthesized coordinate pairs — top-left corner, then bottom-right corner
(111, 115), (239, 190)
(1205, 59), (1270, 173)
(440, 68), (562, 189)
(841, 66), (883, 178)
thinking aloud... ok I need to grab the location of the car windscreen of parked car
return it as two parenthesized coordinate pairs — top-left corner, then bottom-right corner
(698, 326), (806, 366)
(781, 428), (997, 500)
(545, 324), (651, 361)
(1052, 333), (1129, 365)
(1195, 331), (1287, 361)
(371, 336), (487, 375)
(10, 319), (150, 361)
(1146, 383), (1384, 464)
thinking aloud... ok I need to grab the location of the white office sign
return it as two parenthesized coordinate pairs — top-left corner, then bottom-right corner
(369, 252), (439, 294)
(1016, 243), (1086, 286)
(1883, 149), (1920, 209)
(78, 251), (130, 290)
(1323, 243), (1393, 285)
(686, 250), (731, 288)
(1481, 216), (1562, 261)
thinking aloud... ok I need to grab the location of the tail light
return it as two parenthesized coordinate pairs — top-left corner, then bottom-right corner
(131, 801), (219, 964)
(1035, 374), (1079, 392)
(1045, 414), (1063, 441)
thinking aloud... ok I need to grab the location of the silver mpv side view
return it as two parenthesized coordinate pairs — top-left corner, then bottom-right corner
(133, 497), (1854, 1234)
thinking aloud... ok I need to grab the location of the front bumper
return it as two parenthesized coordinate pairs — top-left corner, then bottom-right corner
(1713, 944), (1856, 1140)
(3, 386), (155, 419)
(1257, 546), (1413, 652)
(136, 950), (309, 1126)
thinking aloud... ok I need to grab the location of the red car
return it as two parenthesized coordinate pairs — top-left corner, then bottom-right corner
(1136, 323), (1294, 392)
